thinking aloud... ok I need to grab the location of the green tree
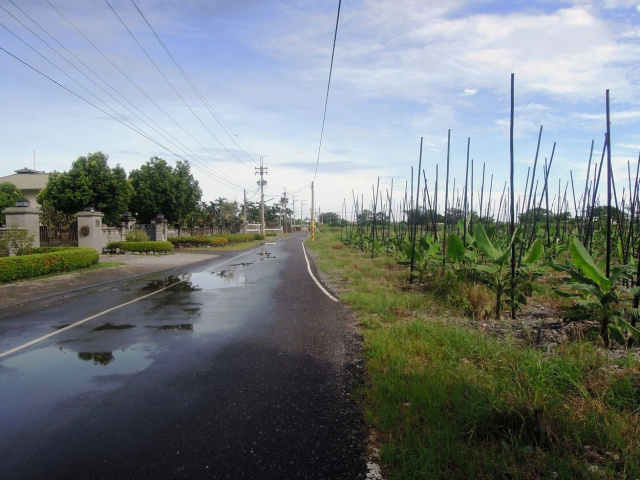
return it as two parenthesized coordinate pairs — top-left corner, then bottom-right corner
(0, 182), (27, 225)
(128, 157), (202, 225)
(36, 152), (132, 225)
(320, 212), (346, 226)
(220, 200), (239, 226)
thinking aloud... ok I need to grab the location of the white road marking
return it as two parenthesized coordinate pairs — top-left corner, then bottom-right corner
(0, 247), (266, 360)
(301, 240), (339, 303)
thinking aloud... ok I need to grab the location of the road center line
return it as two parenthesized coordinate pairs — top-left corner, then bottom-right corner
(302, 240), (339, 303)
(0, 246), (266, 360)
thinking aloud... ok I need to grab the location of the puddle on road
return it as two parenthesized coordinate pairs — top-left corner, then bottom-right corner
(0, 343), (154, 436)
(188, 268), (246, 291)
(93, 323), (136, 331)
(256, 247), (276, 261)
(77, 351), (114, 365)
(146, 324), (194, 331)
(141, 274), (202, 293)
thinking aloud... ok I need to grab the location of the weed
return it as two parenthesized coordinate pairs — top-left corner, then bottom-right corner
(465, 283), (493, 320)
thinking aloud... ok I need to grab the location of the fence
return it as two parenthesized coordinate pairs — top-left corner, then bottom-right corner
(39, 223), (78, 247)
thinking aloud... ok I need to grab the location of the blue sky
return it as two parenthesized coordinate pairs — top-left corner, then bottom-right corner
(1, 0), (640, 219)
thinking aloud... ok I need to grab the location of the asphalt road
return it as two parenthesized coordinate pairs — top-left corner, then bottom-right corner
(0, 233), (367, 479)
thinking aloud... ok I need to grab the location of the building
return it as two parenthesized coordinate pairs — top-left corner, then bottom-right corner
(0, 167), (50, 206)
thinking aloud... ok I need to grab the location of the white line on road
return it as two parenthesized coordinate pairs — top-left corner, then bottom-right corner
(302, 240), (339, 303)
(0, 246), (267, 360)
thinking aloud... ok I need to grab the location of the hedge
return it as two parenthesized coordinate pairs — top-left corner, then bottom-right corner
(0, 248), (99, 283)
(168, 234), (263, 247)
(21, 246), (78, 255)
(105, 241), (174, 253)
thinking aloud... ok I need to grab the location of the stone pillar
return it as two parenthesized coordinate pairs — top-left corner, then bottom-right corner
(4, 205), (41, 248)
(150, 214), (168, 241)
(119, 211), (136, 240)
(77, 211), (105, 253)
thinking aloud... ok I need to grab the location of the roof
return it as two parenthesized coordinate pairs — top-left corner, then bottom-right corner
(0, 167), (50, 190)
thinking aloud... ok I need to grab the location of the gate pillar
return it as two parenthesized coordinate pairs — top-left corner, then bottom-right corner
(4, 204), (40, 248)
(77, 210), (105, 253)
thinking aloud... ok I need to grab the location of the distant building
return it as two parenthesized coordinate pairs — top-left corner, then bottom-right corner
(0, 167), (50, 206)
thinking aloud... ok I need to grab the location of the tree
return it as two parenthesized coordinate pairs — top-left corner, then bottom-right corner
(219, 200), (239, 226)
(320, 212), (345, 226)
(128, 157), (202, 225)
(193, 201), (217, 227)
(0, 182), (26, 225)
(36, 152), (132, 225)
(245, 202), (261, 223)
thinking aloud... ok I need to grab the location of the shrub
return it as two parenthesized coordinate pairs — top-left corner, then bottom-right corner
(0, 248), (99, 282)
(266, 232), (277, 237)
(125, 229), (150, 242)
(0, 226), (35, 255)
(254, 234), (265, 240)
(224, 234), (258, 244)
(211, 237), (229, 246)
(19, 246), (78, 255)
(168, 234), (259, 247)
(105, 241), (173, 253)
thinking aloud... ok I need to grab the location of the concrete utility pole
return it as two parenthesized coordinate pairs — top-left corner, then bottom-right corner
(281, 189), (288, 229)
(255, 157), (268, 236)
(311, 181), (315, 242)
(291, 196), (296, 232)
(300, 200), (306, 230)
(243, 189), (247, 234)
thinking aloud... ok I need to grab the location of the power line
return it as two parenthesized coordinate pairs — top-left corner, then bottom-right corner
(4, 0), (248, 190)
(130, 0), (258, 167)
(0, 44), (248, 191)
(44, 0), (251, 189)
(313, 0), (342, 182)
(104, 0), (255, 173)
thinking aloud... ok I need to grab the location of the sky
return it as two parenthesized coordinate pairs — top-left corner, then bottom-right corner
(1, 0), (640, 221)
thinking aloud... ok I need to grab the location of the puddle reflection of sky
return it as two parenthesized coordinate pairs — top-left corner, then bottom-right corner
(0, 343), (154, 437)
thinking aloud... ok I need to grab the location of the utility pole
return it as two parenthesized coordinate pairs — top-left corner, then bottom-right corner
(243, 189), (247, 234)
(300, 200), (306, 230)
(255, 157), (268, 236)
(292, 196), (296, 232)
(282, 188), (291, 232)
(280, 188), (288, 229)
(311, 181), (315, 242)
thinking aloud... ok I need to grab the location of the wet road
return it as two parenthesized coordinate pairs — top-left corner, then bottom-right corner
(0, 233), (367, 479)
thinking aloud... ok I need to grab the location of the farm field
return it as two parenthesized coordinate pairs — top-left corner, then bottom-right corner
(308, 227), (640, 480)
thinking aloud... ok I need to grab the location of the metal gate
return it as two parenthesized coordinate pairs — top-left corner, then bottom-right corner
(40, 222), (78, 247)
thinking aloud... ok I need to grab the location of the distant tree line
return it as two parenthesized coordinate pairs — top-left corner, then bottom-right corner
(30, 151), (301, 228)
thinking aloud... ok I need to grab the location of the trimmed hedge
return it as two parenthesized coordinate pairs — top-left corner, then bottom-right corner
(105, 241), (174, 253)
(168, 233), (263, 247)
(0, 248), (99, 283)
(21, 246), (78, 255)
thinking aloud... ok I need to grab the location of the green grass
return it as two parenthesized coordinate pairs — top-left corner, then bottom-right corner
(308, 227), (640, 480)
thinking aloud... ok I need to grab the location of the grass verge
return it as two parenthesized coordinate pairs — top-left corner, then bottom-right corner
(307, 228), (640, 480)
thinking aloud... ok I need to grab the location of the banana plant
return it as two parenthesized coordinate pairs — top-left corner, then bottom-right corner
(473, 223), (543, 318)
(397, 233), (441, 282)
(445, 232), (477, 266)
(553, 236), (640, 346)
